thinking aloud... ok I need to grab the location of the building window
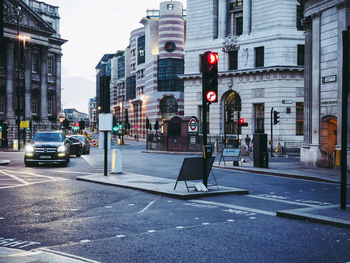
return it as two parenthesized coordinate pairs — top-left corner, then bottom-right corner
(32, 96), (39, 116)
(158, 58), (184, 92)
(236, 17), (243, 36)
(296, 5), (303, 31)
(0, 94), (5, 114)
(126, 75), (136, 100)
(255, 47), (264, 67)
(213, 0), (218, 39)
(32, 54), (39, 73)
(48, 97), (53, 116)
(167, 4), (173, 10)
(297, 45), (305, 66)
(47, 57), (54, 75)
(137, 35), (145, 65)
(229, 50), (238, 70)
(254, 103), (264, 133)
(296, 102), (304, 135)
(236, 0), (243, 6)
(117, 56), (125, 79)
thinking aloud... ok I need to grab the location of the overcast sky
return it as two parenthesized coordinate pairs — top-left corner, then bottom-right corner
(42, 0), (187, 114)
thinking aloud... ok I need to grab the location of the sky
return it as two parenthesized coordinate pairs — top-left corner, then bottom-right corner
(42, 0), (187, 114)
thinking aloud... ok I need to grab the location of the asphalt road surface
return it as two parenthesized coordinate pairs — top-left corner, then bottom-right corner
(0, 142), (349, 263)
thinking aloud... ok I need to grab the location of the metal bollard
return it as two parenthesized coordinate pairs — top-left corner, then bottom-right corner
(111, 149), (122, 174)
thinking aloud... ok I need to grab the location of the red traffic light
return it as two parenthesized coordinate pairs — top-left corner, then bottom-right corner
(239, 118), (244, 124)
(207, 52), (218, 65)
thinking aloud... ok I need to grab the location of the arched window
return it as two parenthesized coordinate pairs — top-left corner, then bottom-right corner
(160, 96), (178, 120)
(224, 91), (241, 134)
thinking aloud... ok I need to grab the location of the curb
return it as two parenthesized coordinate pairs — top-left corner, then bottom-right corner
(213, 165), (340, 184)
(277, 208), (350, 229)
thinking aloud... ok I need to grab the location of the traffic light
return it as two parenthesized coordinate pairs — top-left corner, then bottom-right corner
(0, 120), (3, 131)
(63, 119), (70, 129)
(273, 110), (280, 125)
(72, 122), (80, 132)
(146, 117), (150, 130)
(238, 118), (248, 127)
(79, 120), (85, 130)
(202, 51), (218, 103)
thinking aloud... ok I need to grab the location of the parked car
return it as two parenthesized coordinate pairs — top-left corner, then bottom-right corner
(71, 135), (90, 154)
(24, 130), (70, 167)
(66, 136), (83, 157)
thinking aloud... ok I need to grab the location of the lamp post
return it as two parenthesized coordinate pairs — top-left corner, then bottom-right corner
(16, 7), (30, 150)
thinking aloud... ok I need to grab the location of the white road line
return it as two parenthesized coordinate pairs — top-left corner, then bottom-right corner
(248, 194), (329, 208)
(138, 200), (156, 214)
(0, 170), (29, 185)
(38, 248), (101, 263)
(191, 200), (275, 216)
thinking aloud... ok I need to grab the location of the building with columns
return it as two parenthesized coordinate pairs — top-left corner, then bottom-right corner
(299, 0), (350, 168)
(1, 0), (66, 148)
(183, 0), (305, 152)
(107, 1), (186, 138)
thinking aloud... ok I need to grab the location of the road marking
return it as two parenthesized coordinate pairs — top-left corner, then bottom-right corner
(138, 200), (156, 214)
(39, 248), (101, 263)
(0, 170), (29, 185)
(0, 237), (40, 249)
(191, 200), (275, 216)
(248, 194), (331, 208)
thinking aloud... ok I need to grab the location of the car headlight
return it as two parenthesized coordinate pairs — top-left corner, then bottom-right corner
(57, 145), (66, 152)
(25, 144), (34, 153)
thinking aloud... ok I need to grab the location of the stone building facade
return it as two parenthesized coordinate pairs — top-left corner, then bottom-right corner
(109, 1), (186, 138)
(183, 0), (305, 151)
(299, 0), (350, 168)
(1, 0), (66, 148)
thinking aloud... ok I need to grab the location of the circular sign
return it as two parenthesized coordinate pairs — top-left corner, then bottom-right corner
(188, 117), (198, 133)
(164, 41), (176, 52)
(206, 91), (217, 102)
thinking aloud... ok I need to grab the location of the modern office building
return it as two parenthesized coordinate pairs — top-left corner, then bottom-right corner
(108, 1), (186, 138)
(1, 0), (66, 148)
(299, 0), (350, 168)
(183, 0), (305, 151)
(88, 97), (97, 130)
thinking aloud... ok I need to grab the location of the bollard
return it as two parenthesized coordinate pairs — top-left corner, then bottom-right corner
(111, 149), (122, 174)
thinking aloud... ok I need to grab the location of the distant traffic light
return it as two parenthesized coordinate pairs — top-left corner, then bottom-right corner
(273, 110), (280, 125)
(79, 120), (85, 130)
(0, 120), (3, 131)
(202, 51), (218, 103)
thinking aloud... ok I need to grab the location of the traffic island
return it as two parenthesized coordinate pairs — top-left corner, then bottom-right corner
(77, 173), (248, 200)
(0, 160), (10, 165)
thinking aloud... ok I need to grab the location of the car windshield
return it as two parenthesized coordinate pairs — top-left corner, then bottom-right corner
(72, 136), (84, 142)
(34, 132), (64, 142)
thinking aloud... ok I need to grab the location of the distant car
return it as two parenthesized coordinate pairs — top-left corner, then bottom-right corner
(66, 136), (83, 157)
(24, 130), (70, 167)
(71, 135), (90, 154)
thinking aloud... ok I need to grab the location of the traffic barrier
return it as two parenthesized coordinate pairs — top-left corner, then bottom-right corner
(111, 149), (122, 173)
(91, 140), (98, 147)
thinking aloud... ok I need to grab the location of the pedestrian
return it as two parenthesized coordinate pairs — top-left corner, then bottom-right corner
(245, 135), (251, 152)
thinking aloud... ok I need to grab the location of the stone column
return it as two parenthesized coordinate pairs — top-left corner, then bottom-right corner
(243, 0), (251, 35)
(24, 44), (32, 120)
(218, 0), (227, 38)
(311, 14), (320, 145)
(302, 17), (312, 145)
(40, 47), (48, 122)
(6, 41), (15, 120)
(55, 54), (62, 120)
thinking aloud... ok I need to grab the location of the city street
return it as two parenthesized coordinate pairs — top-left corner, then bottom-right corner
(0, 141), (349, 263)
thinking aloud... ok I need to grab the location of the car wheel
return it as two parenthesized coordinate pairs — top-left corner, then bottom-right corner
(24, 160), (33, 167)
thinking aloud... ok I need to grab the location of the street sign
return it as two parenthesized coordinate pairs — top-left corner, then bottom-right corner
(188, 117), (198, 134)
(206, 91), (217, 103)
(20, 121), (29, 129)
(99, 113), (113, 131)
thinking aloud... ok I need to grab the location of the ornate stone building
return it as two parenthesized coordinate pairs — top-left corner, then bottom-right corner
(183, 0), (305, 151)
(299, 0), (350, 168)
(0, 0), (66, 148)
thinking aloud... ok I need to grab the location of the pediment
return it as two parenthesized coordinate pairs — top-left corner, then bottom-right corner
(3, 0), (56, 35)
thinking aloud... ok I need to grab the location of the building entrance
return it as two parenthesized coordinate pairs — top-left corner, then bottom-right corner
(223, 91), (241, 134)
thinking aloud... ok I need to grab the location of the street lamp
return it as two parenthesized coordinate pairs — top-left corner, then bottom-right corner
(16, 6), (30, 150)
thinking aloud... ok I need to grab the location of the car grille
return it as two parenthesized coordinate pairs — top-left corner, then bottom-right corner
(35, 147), (57, 153)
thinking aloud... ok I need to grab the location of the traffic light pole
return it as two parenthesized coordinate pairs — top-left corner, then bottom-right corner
(202, 97), (208, 187)
(340, 29), (349, 210)
(270, 107), (274, 157)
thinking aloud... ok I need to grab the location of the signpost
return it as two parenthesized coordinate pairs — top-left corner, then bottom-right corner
(99, 113), (113, 176)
